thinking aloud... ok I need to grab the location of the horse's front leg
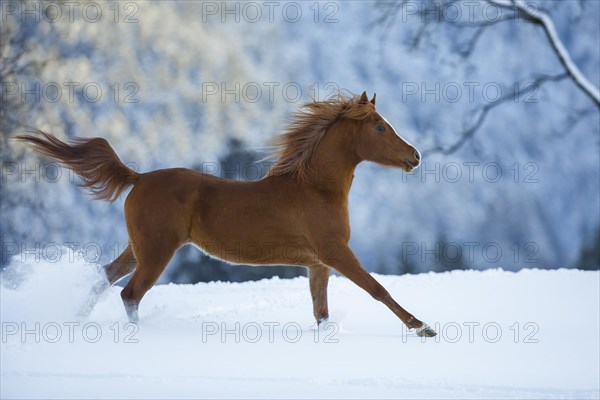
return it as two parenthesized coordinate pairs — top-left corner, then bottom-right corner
(320, 243), (436, 337)
(308, 264), (331, 324)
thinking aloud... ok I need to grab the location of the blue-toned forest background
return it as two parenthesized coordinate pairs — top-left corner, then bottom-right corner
(1, 0), (598, 283)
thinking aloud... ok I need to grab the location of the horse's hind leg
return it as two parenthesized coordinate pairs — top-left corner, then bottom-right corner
(103, 244), (137, 285)
(78, 245), (138, 318)
(120, 239), (180, 323)
(308, 264), (330, 324)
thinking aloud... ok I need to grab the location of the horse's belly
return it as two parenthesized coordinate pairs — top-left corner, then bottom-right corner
(190, 209), (316, 266)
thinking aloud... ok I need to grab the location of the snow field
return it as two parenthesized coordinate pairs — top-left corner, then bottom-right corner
(1, 254), (599, 398)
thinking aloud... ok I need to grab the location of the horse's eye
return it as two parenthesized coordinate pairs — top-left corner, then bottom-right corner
(375, 125), (385, 133)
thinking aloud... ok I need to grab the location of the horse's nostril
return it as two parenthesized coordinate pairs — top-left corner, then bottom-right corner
(414, 151), (421, 161)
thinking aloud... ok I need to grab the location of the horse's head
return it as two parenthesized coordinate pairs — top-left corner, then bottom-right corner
(354, 92), (421, 173)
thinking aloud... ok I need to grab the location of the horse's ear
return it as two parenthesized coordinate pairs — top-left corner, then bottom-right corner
(359, 91), (369, 103)
(370, 93), (376, 106)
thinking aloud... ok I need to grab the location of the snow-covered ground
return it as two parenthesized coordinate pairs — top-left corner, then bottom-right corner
(1, 255), (599, 399)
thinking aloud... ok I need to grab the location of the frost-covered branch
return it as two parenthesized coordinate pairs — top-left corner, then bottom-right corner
(488, 0), (599, 107)
(374, 0), (599, 155)
(377, 0), (599, 107)
(424, 73), (569, 156)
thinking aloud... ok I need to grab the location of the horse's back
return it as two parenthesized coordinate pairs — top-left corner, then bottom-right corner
(123, 168), (213, 246)
(190, 174), (307, 243)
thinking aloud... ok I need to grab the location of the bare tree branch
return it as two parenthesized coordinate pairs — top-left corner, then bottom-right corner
(457, 25), (485, 58)
(374, 0), (598, 156)
(488, 0), (599, 107)
(424, 73), (569, 156)
(550, 106), (598, 138)
(376, 0), (599, 108)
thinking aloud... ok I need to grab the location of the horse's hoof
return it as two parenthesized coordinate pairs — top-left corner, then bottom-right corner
(415, 323), (437, 337)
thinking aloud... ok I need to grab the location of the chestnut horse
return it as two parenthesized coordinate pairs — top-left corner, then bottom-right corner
(17, 91), (436, 337)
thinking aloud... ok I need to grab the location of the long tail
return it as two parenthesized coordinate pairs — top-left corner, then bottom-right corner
(15, 130), (140, 202)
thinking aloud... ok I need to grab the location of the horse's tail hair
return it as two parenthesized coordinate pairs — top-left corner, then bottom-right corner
(15, 129), (140, 203)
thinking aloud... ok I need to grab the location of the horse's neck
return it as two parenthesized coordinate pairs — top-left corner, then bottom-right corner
(304, 123), (360, 197)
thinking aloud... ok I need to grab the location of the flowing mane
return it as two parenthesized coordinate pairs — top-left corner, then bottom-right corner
(267, 93), (375, 181)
